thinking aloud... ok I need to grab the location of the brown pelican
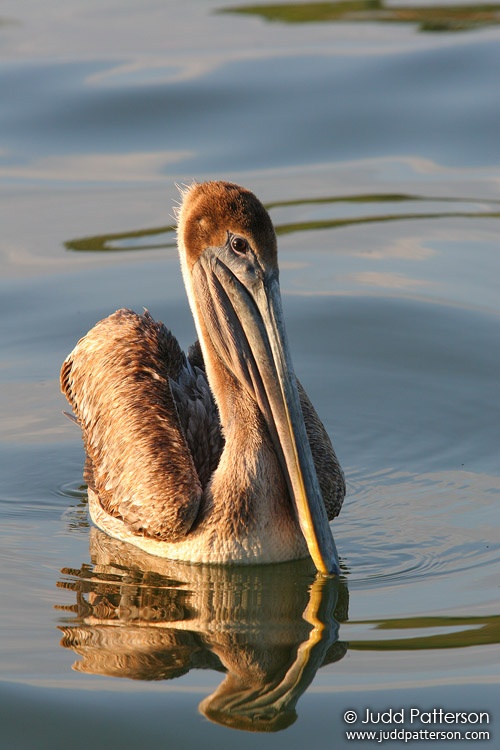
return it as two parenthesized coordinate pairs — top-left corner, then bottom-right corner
(61, 181), (345, 574)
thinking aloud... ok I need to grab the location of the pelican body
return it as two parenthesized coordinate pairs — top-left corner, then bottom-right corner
(61, 182), (345, 574)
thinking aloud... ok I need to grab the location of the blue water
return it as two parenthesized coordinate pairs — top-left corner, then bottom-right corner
(1, 1), (499, 747)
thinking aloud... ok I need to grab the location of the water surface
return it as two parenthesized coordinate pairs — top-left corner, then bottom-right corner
(0, 1), (499, 747)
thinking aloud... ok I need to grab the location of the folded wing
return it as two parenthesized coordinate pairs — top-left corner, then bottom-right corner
(61, 308), (222, 541)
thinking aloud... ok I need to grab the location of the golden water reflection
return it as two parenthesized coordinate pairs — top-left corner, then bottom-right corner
(56, 529), (349, 732)
(56, 528), (500, 730)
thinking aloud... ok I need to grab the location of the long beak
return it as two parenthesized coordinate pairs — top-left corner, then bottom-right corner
(193, 250), (340, 576)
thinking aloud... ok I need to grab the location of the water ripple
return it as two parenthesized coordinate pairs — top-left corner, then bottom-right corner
(336, 467), (500, 588)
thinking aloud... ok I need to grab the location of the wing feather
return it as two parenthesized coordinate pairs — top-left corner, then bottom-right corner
(61, 309), (204, 541)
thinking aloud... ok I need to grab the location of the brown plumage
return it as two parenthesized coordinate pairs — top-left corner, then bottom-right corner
(61, 181), (345, 573)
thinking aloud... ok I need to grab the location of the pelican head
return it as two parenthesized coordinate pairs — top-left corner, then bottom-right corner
(177, 181), (339, 575)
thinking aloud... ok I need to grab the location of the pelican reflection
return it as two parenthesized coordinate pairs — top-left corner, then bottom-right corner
(57, 528), (348, 732)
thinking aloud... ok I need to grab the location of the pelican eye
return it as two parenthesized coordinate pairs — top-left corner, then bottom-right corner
(230, 235), (249, 256)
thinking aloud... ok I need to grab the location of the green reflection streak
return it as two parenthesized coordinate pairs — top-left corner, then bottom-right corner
(349, 614), (500, 651)
(266, 193), (424, 210)
(65, 225), (177, 253)
(275, 210), (500, 237)
(64, 194), (500, 253)
(219, 0), (500, 33)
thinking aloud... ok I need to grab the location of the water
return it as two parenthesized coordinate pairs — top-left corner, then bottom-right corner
(1, 1), (499, 747)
